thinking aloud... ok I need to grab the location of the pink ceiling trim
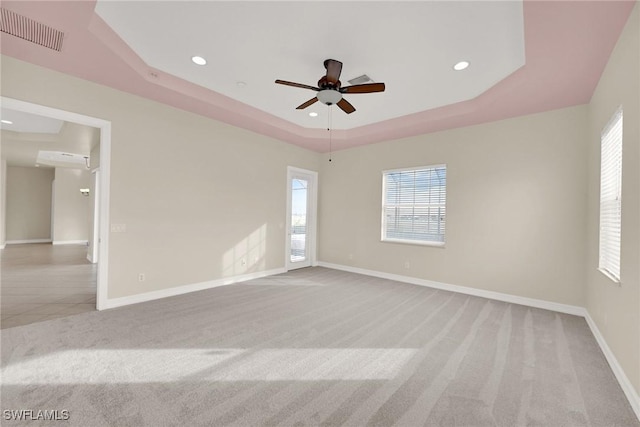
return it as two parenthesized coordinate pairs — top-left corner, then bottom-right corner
(0, 0), (635, 153)
(342, 0), (636, 150)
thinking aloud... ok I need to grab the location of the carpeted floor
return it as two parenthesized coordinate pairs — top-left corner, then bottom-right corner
(1, 267), (638, 426)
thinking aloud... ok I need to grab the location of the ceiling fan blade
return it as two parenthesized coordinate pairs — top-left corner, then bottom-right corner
(337, 98), (356, 114)
(296, 97), (319, 110)
(275, 80), (319, 91)
(341, 82), (386, 94)
(324, 59), (343, 84)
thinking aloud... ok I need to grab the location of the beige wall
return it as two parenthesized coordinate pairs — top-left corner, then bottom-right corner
(319, 105), (589, 307)
(1, 158), (6, 247)
(52, 168), (91, 243)
(586, 4), (639, 395)
(5, 166), (54, 241)
(1, 56), (319, 298)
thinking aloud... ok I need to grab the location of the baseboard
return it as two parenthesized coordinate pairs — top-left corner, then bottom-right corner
(317, 262), (584, 316)
(52, 240), (88, 245)
(6, 239), (52, 244)
(100, 267), (286, 310)
(584, 311), (640, 420)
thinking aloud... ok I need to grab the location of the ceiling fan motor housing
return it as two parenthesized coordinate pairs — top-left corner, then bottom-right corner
(317, 89), (342, 106)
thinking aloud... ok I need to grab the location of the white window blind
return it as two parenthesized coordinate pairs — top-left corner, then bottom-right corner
(382, 165), (446, 245)
(599, 107), (623, 283)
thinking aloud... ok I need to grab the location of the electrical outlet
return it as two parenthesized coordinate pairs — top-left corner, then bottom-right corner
(138, 273), (145, 282)
(348, 254), (354, 260)
(404, 261), (410, 269)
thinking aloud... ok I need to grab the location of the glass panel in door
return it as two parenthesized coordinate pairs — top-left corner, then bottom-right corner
(290, 178), (308, 263)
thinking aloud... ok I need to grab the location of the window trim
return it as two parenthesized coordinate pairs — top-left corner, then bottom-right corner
(380, 164), (447, 247)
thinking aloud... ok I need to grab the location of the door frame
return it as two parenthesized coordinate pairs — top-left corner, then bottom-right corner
(50, 179), (56, 242)
(90, 168), (100, 264)
(2, 97), (112, 310)
(285, 166), (318, 271)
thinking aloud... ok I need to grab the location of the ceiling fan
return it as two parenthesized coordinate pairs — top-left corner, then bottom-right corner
(275, 59), (385, 114)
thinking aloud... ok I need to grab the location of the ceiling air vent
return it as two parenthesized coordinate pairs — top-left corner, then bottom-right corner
(0, 8), (64, 52)
(348, 74), (373, 85)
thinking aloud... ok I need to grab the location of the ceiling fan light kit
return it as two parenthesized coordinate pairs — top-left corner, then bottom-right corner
(317, 90), (342, 106)
(275, 59), (386, 115)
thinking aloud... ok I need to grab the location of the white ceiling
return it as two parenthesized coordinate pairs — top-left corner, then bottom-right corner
(95, 1), (524, 130)
(0, 108), (64, 134)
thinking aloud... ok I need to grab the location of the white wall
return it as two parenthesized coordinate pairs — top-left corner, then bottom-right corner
(90, 140), (100, 171)
(5, 166), (54, 241)
(52, 168), (91, 244)
(319, 105), (589, 307)
(586, 4), (639, 397)
(87, 142), (101, 261)
(1, 56), (320, 299)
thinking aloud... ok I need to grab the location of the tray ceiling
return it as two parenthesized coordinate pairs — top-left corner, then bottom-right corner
(94, 1), (525, 130)
(0, 1), (635, 152)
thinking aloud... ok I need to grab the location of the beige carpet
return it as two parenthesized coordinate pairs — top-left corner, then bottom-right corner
(1, 267), (637, 426)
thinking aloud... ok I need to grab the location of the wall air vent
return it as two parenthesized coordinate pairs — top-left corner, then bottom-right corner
(0, 8), (64, 52)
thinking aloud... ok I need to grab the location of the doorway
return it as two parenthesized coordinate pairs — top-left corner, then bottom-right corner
(1, 97), (111, 311)
(286, 167), (318, 270)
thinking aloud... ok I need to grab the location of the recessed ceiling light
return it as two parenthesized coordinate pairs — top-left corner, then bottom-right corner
(191, 56), (207, 66)
(35, 164), (40, 167)
(309, 112), (318, 117)
(236, 81), (246, 87)
(453, 61), (470, 71)
(1, 119), (13, 124)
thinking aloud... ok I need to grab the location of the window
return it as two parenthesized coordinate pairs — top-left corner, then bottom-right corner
(599, 107), (623, 283)
(382, 165), (446, 246)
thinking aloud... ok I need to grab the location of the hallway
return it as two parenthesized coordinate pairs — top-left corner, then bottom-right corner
(1, 243), (96, 329)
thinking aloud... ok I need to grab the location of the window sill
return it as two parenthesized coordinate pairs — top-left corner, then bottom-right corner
(598, 268), (621, 285)
(381, 238), (445, 248)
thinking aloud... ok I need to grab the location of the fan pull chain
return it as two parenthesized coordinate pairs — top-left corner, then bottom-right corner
(328, 105), (333, 162)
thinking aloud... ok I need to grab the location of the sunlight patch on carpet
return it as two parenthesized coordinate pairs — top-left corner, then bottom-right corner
(2, 348), (418, 384)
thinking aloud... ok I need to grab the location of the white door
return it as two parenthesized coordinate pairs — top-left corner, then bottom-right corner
(286, 167), (317, 270)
